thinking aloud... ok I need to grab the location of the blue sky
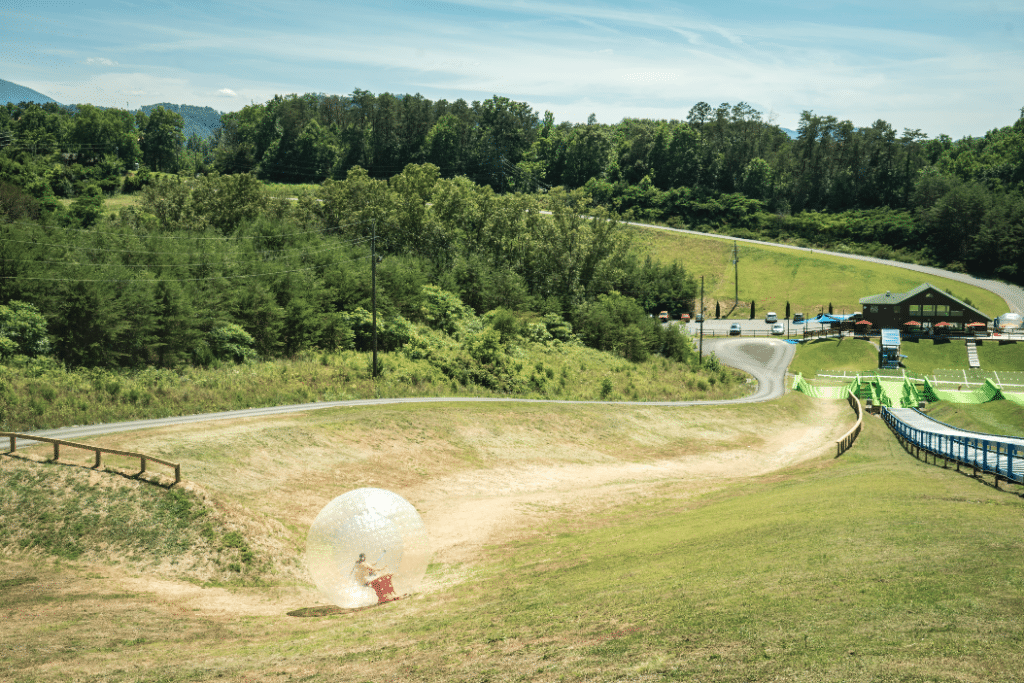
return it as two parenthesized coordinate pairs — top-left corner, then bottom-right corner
(3, 0), (1022, 138)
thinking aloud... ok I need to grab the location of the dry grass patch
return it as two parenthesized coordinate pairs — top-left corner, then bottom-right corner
(2, 393), (879, 682)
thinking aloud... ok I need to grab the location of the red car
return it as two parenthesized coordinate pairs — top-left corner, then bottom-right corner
(680, 313), (691, 322)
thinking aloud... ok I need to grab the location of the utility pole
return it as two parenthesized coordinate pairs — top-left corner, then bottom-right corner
(699, 275), (704, 363)
(371, 220), (379, 379)
(733, 241), (740, 308)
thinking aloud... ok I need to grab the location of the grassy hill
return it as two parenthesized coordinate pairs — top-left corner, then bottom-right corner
(643, 227), (1007, 320)
(2, 396), (1023, 682)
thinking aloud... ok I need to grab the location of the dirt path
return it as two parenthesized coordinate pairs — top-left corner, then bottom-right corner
(408, 399), (843, 573)
(14, 401), (847, 618)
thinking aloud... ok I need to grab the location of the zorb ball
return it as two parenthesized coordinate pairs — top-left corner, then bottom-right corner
(306, 488), (430, 608)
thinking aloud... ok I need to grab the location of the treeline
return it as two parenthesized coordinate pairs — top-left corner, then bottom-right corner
(0, 100), (209, 201)
(0, 165), (697, 372)
(188, 92), (1024, 284)
(2, 92), (1023, 283)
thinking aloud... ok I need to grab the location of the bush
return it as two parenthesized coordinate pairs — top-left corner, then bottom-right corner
(209, 324), (258, 363)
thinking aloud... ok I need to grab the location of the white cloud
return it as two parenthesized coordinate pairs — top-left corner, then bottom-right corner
(85, 57), (118, 66)
(217, 88), (237, 97)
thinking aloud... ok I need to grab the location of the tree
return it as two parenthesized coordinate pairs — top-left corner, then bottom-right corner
(750, 300), (756, 319)
(785, 301), (791, 320)
(0, 300), (50, 357)
(139, 106), (185, 172)
(715, 301), (721, 318)
(921, 182), (990, 265)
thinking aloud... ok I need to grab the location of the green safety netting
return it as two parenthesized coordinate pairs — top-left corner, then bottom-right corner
(794, 369), (1023, 408)
(1005, 392), (1024, 407)
(792, 373), (858, 400)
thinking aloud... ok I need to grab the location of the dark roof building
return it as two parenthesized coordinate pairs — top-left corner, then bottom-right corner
(859, 283), (991, 330)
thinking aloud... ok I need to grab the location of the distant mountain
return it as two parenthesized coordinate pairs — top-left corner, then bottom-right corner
(138, 103), (224, 140)
(0, 78), (62, 107)
(2, 78), (225, 139)
(780, 127), (799, 139)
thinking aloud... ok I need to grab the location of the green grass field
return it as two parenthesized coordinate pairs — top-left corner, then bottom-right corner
(641, 227), (1007, 320)
(3, 404), (1022, 682)
(788, 337), (878, 378)
(791, 337), (1024, 380)
(927, 401), (1024, 437)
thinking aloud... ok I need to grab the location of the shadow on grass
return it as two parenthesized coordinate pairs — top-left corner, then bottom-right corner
(1, 450), (178, 489)
(288, 604), (384, 617)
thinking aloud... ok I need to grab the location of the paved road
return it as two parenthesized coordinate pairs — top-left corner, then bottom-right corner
(16, 337), (793, 445)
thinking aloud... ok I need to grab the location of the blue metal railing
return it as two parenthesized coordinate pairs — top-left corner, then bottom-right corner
(880, 407), (1022, 484)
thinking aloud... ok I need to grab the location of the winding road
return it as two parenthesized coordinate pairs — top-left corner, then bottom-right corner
(12, 223), (1018, 445)
(21, 337), (793, 445)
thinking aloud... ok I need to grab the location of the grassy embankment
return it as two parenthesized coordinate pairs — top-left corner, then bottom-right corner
(2, 396), (1023, 682)
(641, 227), (1007, 320)
(0, 343), (744, 432)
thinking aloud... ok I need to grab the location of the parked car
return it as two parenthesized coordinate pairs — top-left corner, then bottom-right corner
(771, 322), (785, 335)
(729, 322), (741, 336)
(680, 313), (691, 322)
(765, 312), (778, 323)
(659, 311), (669, 322)
(695, 313), (704, 323)
(793, 312), (805, 323)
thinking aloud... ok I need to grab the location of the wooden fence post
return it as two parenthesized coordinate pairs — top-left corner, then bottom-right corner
(8, 435), (14, 452)
(53, 443), (59, 461)
(94, 449), (102, 469)
(140, 456), (147, 475)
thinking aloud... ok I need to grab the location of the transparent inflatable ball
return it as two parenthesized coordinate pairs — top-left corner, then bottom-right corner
(306, 488), (430, 608)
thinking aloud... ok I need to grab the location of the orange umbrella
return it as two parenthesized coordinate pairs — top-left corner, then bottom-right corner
(855, 320), (872, 325)
(904, 320), (921, 326)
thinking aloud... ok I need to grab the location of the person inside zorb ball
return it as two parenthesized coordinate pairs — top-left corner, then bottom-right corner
(306, 488), (430, 608)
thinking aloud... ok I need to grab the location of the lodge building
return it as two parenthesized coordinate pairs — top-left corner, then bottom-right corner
(858, 283), (991, 331)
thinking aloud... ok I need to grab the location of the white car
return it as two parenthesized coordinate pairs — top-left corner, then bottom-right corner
(771, 322), (785, 335)
(765, 312), (778, 323)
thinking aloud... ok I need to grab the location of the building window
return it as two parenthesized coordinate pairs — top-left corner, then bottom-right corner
(923, 304), (935, 316)
(951, 310), (963, 317)
(909, 304), (921, 315)
(894, 306), (901, 314)
(937, 305), (950, 316)
(870, 305), (878, 313)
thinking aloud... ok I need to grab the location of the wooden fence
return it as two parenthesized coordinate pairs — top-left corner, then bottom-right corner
(2, 431), (180, 484)
(835, 389), (864, 457)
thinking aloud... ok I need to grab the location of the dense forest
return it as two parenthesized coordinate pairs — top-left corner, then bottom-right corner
(0, 157), (697, 381)
(0, 91), (1022, 377)
(3, 92), (1022, 284)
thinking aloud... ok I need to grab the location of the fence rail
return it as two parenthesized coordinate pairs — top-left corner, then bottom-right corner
(880, 408), (1022, 487)
(2, 431), (180, 484)
(835, 390), (863, 457)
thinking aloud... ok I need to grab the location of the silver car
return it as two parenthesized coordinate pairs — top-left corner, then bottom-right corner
(771, 322), (785, 335)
